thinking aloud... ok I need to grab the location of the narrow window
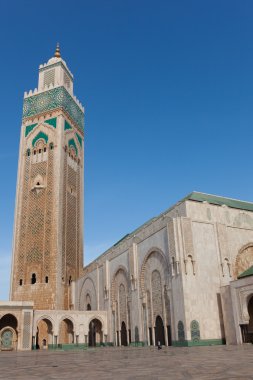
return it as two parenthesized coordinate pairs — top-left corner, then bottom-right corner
(39, 149), (42, 154)
(44, 147), (47, 152)
(34, 150), (36, 155)
(49, 142), (54, 150)
(19, 279), (23, 286)
(31, 273), (36, 284)
(45, 276), (49, 283)
(87, 304), (91, 311)
(27, 149), (30, 157)
(68, 276), (72, 285)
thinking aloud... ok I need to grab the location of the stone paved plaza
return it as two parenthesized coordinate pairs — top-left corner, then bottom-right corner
(1, 345), (253, 380)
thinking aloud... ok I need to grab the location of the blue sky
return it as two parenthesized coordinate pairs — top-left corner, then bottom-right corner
(0, 0), (252, 300)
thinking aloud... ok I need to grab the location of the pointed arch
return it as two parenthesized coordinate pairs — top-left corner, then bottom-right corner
(140, 247), (169, 297)
(234, 243), (253, 278)
(110, 265), (130, 305)
(79, 276), (97, 310)
(32, 131), (48, 147)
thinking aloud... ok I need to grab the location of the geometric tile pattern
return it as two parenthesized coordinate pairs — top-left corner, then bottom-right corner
(23, 86), (84, 132)
(190, 320), (200, 342)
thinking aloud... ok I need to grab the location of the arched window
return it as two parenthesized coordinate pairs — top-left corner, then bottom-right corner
(31, 273), (36, 284)
(45, 276), (49, 283)
(19, 279), (23, 286)
(87, 304), (91, 311)
(27, 149), (30, 157)
(49, 142), (54, 150)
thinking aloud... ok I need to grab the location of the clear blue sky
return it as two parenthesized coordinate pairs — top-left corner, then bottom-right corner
(0, 0), (252, 300)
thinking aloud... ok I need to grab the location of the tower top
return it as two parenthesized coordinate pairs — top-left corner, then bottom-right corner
(54, 43), (61, 58)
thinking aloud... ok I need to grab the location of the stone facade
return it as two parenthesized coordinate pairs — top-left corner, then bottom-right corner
(1, 49), (253, 351)
(76, 194), (253, 347)
(10, 49), (84, 310)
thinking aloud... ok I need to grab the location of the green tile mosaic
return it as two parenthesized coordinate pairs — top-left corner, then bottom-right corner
(23, 86), (84, 132)
(178, 321), (185, 341)
(45, 117), (57, 128)
(64, 120), (72, 130)
(76, 132), (83, 147)
(32, 131), (48, 147)
(172, 339), (225, 347)
(190, 320), (200, 342)
(68, 138), (78, 155)
(25, 123), (37, 137)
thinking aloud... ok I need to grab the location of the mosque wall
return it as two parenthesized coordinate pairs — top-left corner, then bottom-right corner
(77, 198), (253, 347)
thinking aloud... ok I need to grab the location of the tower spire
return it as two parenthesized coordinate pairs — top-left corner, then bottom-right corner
(54, 43), (61, 58)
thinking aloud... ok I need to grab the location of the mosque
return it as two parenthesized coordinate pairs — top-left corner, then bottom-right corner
(1, 46), (253, 351)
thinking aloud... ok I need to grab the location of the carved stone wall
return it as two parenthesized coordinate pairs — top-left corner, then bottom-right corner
(234, 245), (253, 278)
(151, 270), (163, 321)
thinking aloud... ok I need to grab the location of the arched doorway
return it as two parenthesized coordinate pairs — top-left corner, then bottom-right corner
(155, 315), (165, 346)
(88, 319), (102, 347)
(0, 314), (18, 351)
(36, 319), (53, 349)
(121, 321), (127, 346)
(59, 319), (74, 344)
(247, 296), (253, 342)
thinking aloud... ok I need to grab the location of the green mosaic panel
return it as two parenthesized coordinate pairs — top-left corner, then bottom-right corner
(76, 132), (83, 147)
(25, 123), (37, 137)
(32, 131), (48, 147)
(23, 86), (84, 132)
(45, 117), (57, 128)
(190, 320), (200, 342)
(68, 138), (78, 155)
(172, 339), (225, 347)
(178, 321), (185, 342)
(64, 120), (72, 130)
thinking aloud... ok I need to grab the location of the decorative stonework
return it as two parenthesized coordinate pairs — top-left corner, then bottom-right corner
(68, 138), (78, 155)
(25, 123), (37, 137)
(32, 131), (48, 147)
(178, 321), (185, 341)
(64, 120), (72, 131)
(190, 320), (200, 342)
(234, 244), (253, 278)
(23, 86), (84, 132)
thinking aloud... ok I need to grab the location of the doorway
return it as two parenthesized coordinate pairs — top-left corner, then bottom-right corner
(155, 315), (165, 346)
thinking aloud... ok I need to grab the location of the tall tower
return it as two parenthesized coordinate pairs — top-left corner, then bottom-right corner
(10, 45), (84, 310)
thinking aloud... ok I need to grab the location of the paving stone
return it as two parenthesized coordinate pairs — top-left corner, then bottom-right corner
(1, 345), (253, 379)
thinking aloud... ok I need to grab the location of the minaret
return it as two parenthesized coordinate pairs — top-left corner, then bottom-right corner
(10, 45), (84, 310)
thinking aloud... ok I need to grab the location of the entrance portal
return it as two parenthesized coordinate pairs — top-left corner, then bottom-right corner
(155, 315), (165, 346)
(36, 319), (53, 349)
(88, 319), (102, 347)
(59, 319), (74, 344)
(0, 314), (18, 351)
(121, 321), (127, 346)
(241, 295), (253, 343)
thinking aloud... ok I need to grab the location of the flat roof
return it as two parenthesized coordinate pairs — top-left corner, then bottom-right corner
(183, 192), (253, 212)
(85, 191), (253, 266)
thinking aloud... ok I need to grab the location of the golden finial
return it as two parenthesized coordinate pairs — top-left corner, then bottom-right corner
(54, 43), (61, 58)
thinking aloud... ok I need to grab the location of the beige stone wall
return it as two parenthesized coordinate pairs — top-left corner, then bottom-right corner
(11, 109), (84, 310)
(0, 302), (33, 351)
(78, 197), (253, 346)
